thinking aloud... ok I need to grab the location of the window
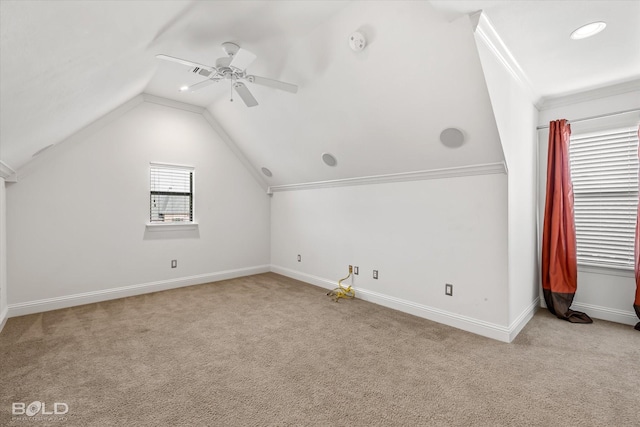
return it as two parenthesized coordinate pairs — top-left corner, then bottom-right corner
(569, 126), (639, 269)
(150, 164), (194, 223)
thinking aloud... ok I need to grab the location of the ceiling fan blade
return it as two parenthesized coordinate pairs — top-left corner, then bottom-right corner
(183, 79), (219, 92)
(234, 82), (258, 107)
(246, 75), (298, 94)
(229, 48), (257, 71)
(156, 54), (215, 73)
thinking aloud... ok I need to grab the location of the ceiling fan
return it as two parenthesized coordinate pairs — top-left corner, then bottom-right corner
(156, 42), (298, 107)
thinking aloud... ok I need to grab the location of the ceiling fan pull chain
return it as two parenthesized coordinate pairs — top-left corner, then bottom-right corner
(230, 75), (234, 103)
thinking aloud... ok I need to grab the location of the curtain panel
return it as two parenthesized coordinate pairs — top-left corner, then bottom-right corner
(541, 119), (592, 323)
(635, 125), (640, 331)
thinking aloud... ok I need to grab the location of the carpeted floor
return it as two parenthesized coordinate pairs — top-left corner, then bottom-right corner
(1, 273), (638, 426)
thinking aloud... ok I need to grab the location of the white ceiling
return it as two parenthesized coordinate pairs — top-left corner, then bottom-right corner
(431, 0), (640, 100)
(201, 1), (503, 186)
(1, 0), (638, 185)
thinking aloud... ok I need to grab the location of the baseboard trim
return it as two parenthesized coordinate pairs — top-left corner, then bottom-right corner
(571, 302), (637, 326)
(270, 265), (337, 290)
(7, 265), (270, 318)
(508, 297), (540, 342)
(0, 306), (8, 334)
(539, 298), (637, 326)
(270, 265), (518, 342)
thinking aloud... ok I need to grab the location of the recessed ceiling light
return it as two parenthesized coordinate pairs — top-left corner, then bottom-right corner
(322, 153), (337, 167)
(261, 167), (273, 177)
(570, 21), (606, 40)
(179, 85), (189, 92)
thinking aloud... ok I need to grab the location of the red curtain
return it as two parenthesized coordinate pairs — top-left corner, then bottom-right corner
(635, 126), (640, 331)
(541, 119), (592, 323)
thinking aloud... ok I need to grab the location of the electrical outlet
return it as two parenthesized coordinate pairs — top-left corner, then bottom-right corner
(445, 283), (453, 296)
(297, 254), (301, 262)
(354, 266), (359, 275)
(171, 260), (177, 269)
(373, 270), (378, 279)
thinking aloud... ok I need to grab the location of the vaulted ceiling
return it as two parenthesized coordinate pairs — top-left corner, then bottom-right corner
(431, 0), (640, 100)
(1, 1), (638, 186)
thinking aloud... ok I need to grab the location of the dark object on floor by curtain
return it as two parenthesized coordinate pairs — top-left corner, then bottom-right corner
(634, 125), (640, 331)
(541, 119), (592, 324)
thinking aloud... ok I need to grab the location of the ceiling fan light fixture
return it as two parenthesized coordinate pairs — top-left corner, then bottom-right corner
(570, 21), (606, 40)
(156, 43), (299, 107)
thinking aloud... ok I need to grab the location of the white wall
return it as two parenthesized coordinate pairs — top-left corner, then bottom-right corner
(270, 174), (511, 341)
(6, 100), (271, 313)
(474, 29), (540, 328)
(0, 177), (7, 330)
(537, 88), (640, 325)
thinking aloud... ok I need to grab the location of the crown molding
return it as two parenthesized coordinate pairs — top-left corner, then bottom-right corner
(473, 11), (539, 105)
(141, 93), (206, 114)
(0, 161), (17, 182)
(268, 162), (506, 194)
(537, 79), (640, 111)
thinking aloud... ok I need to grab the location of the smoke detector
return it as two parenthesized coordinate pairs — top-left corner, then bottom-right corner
(349, 32), (366, 52)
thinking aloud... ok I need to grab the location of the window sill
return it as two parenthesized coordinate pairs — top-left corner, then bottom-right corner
(145, 222), (199, 232)
(578, 264), (634, 278)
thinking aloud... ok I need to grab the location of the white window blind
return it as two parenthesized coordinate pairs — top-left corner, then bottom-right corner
(150, 165), (194, 223)
(569, 126), (639, 269)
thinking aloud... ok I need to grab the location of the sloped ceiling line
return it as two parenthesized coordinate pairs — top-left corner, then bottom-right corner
(10, 92), (268, 192)
(142, 93), (205, 114)
(201, 111), (268, 192)
(142, 93), (267, 191)
(0, 161), (16, 182)
(14, 95), (146, 181)
(474, 12), (538, 105)
(139, 94), (269, 192)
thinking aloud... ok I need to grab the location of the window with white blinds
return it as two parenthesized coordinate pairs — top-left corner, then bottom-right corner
(569, 126), (639, 269)
(150, 164), (194, 223)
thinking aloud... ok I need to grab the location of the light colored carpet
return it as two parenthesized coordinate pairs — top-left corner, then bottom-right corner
(1, 273), (638, 426)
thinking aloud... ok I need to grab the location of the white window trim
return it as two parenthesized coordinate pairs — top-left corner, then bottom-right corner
(145, 222), (199, 231)
(569, 125), (639, 272)
(578, 264), (634, 278)
(149, 162), (196, 229)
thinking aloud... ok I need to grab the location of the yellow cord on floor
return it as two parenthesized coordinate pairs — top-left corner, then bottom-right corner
(327, 266), (355, 302)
